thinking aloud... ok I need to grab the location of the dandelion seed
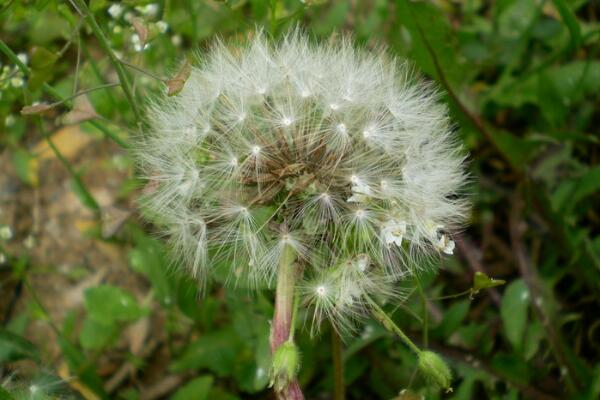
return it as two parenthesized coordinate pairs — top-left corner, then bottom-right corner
(316, 285), (327, 296)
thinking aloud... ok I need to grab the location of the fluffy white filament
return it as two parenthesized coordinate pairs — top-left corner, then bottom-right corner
(136, 30), (469, 335)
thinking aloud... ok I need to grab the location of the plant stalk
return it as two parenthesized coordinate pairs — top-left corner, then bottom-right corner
(271, 245), (304, 400)
(71, 0), (142, 122)
(366, 295), (422, 355)
(331, 328), (345, 400)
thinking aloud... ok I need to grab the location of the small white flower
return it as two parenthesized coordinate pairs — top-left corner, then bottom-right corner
(17, 53), (28, 65)
(140, 3), (159, 17)
(10, 76), (24, 88)
(437, 234), (455, 255)
(381, 220), (406, 247)
(108, 3), (124, 19)
(156, 20), (169, 33)
(131, 33), (149, 52)
(0, 225), (13, 240)
(171, 34), (182, 46)
(347, 175), (372, 203)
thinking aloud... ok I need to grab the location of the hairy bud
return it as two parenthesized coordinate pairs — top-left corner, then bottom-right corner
(417, 351), (452, 391)
(269, 340), (301, 393)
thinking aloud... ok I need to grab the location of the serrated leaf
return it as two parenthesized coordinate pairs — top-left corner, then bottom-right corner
(500, 279), (530, 350)
(166, 59), (192, 96)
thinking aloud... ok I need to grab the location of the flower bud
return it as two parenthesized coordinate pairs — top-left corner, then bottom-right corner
(269, 340), (301, 393)
(417, 351), (452, 391)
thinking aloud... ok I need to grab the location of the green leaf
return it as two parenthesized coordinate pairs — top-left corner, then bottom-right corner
(523, 319), (544, 360)
(171, 376), (213, 400)
(30, 46), (58, 70)
(551, 166), (600, 215)
(171, 328), (243, 376)
(472, 272), (506, 293)
(491, 353), (531, 385)
(57, 336), (107, 397)
(0, 386), (14, 400)
(491, 128), (540, 168)
(394, 0), (467, 86)
(497, 0), (538, 39)
(550, 0), (581, 53)
(84, 285), (147, 324)
(500, 279), (530, 350)
(11, 149), (37, 186)
(0, 329), (40, 363)
(436, 299), (470, 337)
(79, 318), (117, 350)
(128, 228), (175, 305)
(70, 175), (100, 211)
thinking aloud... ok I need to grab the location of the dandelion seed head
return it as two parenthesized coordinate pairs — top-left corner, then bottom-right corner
(137, 28), (469, 332)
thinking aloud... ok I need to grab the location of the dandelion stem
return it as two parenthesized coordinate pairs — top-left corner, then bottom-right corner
(365, 295), (422, 355)
(289, 290), (300, 341)
(331, 328), (345, 400)
(270, 244), (304, 400)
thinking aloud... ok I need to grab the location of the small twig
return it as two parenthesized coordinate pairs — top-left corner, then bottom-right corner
(119, 58), (166, 82)
(35, 118), (101, 212)
(73, 33), (82, 95)
(22, 82), (119, 114)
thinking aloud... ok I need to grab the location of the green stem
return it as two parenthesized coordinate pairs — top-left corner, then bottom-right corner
(366, 295), (422, 355)
(414, 277), (429, 348)
(331, 328), (345, 400)
(288, 290), (300, 341)
(35, 118), (100, 211)
(271, 244), (304, 400)
(0, 39), (28, 73)
(71, 0), (142, 122)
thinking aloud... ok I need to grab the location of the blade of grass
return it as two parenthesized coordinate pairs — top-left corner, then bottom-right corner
(70, 0), (142, 123)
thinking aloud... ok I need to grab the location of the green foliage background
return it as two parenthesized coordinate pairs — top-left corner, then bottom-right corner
(1, 0), (599, 399)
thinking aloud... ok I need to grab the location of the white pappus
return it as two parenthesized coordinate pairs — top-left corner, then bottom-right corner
(135, 29), (469, 335)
